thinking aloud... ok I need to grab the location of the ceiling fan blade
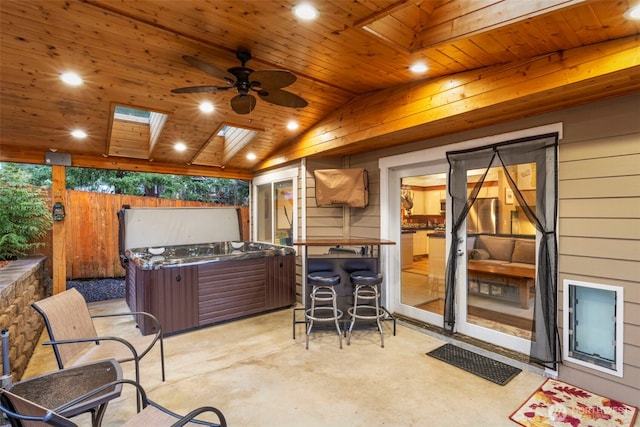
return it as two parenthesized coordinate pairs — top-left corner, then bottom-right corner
(251, 70), (297, 89)
(171, 86), (232, 94)
(182, 55), (235, 84)
(257, 89), (308, 108)
(230, 94), (257, 114)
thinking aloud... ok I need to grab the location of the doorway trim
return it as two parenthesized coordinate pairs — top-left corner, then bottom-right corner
(379, 123), (563, 349)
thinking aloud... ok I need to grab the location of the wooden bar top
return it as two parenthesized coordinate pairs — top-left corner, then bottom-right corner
(292, 238), (396, 246)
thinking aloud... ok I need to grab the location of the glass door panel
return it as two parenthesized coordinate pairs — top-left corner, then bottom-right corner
(464, 163), (536, 341)
(275, 180), (294, 245)
(400, 173), (446, 316)
(256, 183), (272, 242)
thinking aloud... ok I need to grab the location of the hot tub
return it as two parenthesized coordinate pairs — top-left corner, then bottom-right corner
(126, 241), (294, 270)
(118, 207), (296, 335)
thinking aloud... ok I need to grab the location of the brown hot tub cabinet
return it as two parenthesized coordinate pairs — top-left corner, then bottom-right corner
(119, 207), (295, 335)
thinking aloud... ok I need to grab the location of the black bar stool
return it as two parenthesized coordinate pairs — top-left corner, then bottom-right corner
(305, 271), (343, 349)
(347, 271), (385, 347)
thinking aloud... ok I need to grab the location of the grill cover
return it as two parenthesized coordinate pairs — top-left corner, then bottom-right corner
(314, 168), (369, 208)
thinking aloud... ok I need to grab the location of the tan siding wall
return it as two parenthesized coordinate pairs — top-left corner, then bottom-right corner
(558, 124), (640, 405)
(348, 155), (380, 239)
(305, 158), (345, 244)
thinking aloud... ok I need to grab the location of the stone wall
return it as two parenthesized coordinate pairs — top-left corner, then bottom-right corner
(0, 256), (49, 382)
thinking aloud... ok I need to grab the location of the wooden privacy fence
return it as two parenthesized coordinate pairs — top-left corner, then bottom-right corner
(34, 190), (249, 279)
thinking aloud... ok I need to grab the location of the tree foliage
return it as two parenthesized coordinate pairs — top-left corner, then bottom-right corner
(0, 166), (52, 260)
(0, 163), (249, 205)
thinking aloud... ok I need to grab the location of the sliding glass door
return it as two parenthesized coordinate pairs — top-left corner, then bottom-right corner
(381, 124), (560, 367)
(392, 162), (449, 326)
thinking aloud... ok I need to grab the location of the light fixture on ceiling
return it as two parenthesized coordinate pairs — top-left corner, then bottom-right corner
(60, 72), (83, 86)
(199, 101), (214, 113)
(286, 120), (299, 130)
(70, 129), (87, 139)
(246, 153), (257, 160)
(624, 4), (640, 19)
(292, 3), (318, 20)
(409, 62), (428, 74)
(174, 142), (187, 152)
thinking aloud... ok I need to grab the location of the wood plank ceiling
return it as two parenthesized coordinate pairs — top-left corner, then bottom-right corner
(1, 0), (639, 179)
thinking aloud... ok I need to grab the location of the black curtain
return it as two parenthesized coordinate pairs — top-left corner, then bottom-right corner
(444, 133), (560, 369)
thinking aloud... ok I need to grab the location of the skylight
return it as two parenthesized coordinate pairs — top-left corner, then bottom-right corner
(107, 104), (169, 159)
(114, 106), (151, 123)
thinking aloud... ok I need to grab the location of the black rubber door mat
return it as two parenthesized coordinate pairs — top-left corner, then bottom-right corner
(426, 343), (521, 386)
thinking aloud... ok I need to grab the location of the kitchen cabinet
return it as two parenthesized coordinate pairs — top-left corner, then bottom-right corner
(425, 190), (442, 215)
(428, 235), (446, 279)
(517, 164), (536, 190)
(402, 233), (414, 269)
(413, 230), (429, 255)
(425, 230), (436, 254)
(411, 190), (426, 214)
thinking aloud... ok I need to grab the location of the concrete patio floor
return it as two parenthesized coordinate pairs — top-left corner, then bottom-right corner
(22, 299), (549, 426)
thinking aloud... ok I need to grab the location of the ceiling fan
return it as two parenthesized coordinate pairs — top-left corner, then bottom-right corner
(171, 50), (308, 114)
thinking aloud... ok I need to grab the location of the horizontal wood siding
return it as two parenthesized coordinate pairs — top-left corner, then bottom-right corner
(558, 125), (640, 405)
(306, 158), (344, 248)
(348, 155), (382, 240)
(198, 258), (266, 325)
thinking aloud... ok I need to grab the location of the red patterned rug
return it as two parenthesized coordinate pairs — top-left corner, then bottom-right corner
(510, 378), (638, 427)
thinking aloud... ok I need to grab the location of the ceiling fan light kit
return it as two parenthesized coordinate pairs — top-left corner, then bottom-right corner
(172, 50), (308, 114)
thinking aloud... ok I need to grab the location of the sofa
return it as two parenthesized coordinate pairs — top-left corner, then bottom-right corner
(469, 235), (536, 269)
(467, 235), (536, 308)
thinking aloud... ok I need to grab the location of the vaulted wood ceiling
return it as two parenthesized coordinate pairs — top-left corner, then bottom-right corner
(1, 0), (639, 179)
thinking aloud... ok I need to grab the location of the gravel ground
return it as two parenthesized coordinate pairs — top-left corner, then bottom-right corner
(66, 277), (125, 302)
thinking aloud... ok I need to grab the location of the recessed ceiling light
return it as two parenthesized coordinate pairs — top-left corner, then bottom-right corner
(624, 4), (640, 19)
(174, 142), (186, 152)
(287, 120), (299, 130)
(247, 153), (257, 160)
(60, 72), (83, 86)
(199, 101), (214, 113)
(409, 62), (428, 74)
(70, 129), (87, 139)
(292, 3), (318, 20)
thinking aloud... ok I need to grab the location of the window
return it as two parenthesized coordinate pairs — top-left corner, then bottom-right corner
(253, 168), (298, 245)
(563, 279), (624, 377)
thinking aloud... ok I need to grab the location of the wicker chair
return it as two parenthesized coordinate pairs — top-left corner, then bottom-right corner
(31, 288), (165, 387)
(0, 380), (227, 427)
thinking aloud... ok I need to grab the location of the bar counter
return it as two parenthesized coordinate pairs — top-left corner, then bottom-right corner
(292, 237), (396, 337)
(292, 238), (395, 313)
(292, 238), (395, 248)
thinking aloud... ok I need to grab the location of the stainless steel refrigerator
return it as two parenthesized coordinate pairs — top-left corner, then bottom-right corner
(467, 198), (498, 234)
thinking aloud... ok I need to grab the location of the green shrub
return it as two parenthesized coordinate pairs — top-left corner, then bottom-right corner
(0, 184), (52, 260)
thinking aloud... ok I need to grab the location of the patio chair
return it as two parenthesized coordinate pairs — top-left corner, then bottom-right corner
(0, 379), (227, 427)
(31, 288), (165, 387)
